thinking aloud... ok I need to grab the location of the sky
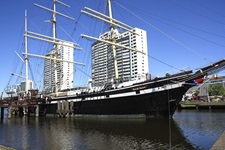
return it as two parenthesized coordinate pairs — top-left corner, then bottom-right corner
(0, 0), (225, 96)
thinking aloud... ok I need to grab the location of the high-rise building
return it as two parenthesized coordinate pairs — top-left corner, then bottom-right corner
(44, 41), (74, 92)
(92, 28), (148, 87)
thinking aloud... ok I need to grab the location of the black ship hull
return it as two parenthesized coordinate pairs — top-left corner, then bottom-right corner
(73, 85), (189, 118)
(38, 59), (225, 118)
(39, 78), (192, 118)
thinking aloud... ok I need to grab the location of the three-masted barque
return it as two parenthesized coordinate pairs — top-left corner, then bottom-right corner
(2, 0), (225, 118)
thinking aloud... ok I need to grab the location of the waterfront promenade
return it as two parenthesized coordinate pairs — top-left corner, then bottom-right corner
(0, 145), (15, 150)
(211, 130), (225, 150)
(179, 101), (225, 110)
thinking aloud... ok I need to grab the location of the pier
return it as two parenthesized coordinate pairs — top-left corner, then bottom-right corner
(0, 98), (75, 118)
(211, 130), (225, 150)
(0, 98), (39, 118)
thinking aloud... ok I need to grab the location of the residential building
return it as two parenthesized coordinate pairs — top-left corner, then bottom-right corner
(91, 28), (148, 87)
(44, 41), (74, 92)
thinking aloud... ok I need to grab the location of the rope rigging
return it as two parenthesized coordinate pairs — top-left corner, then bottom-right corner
(28, 63), (37, 89)
(71, 1), (107, 86)
(114, 0), (213, 67)
(4, 0), (225, 95)
(165, 0), (225, 26)
(191, 0), (225, 19)
(147, 15), (225, 49)
(146, 13), (225, 40)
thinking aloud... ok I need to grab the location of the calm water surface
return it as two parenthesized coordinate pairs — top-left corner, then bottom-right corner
(0, 110), (225, 150)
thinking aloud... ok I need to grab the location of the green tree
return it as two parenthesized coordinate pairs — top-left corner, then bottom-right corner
(194, 90), (200, 96)
(208, 83), (225, 96)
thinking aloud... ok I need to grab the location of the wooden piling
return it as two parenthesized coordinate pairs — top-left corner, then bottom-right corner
(35, 105), (39, 117)
(65, 101), (69, 117)
(62, 101), (65, 117)
(57, 101), (61, 117)
(70, 101), (74, 116)
(8, 106), (12, 118)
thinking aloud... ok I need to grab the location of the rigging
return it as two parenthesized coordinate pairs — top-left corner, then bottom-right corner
(114, 1), (213, 65)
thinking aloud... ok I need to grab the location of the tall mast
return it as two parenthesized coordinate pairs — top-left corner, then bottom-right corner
(108, 0), (118, 81)
(108, 0), (113, 28)
(23, 0), (83, 96)
(24, 10), (29, 93)
(53, 0), (59, 95)
(81, 1), (145, 85)
(53, 0), (57, 40)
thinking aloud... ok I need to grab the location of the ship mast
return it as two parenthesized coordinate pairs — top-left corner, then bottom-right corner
(81, 0), (146, 85)
(23, 0), (84, 96)
(108, 0), (118, 80)
(24, 10), (29, 93)
(52, 0), (59, 94)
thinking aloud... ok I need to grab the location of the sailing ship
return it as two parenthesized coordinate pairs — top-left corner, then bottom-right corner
(3, 0), (225, 118)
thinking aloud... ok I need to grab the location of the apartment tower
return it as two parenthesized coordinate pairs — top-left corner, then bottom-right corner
(92, 28), (148, 87)
(44, 41), (74, 92)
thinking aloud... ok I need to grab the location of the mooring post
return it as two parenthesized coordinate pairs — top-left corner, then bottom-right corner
(62, 101), (65, 117)
(23, 107), (28, 116)
(8, 106), (12, 118)
(70, 101), (74, 117)
(62, 101), (66, 117)
(57, 101), (61, 117)
(65, 101), (69, 117)
(35, 105), (39, 117)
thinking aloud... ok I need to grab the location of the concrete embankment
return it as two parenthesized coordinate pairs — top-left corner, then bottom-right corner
(0, 145), (15, 150)
(211, 130), (225, 150)
(178, 101), (225, 110)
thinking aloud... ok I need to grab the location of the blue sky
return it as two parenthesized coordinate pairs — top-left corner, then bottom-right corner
(0, 0), (225, 96)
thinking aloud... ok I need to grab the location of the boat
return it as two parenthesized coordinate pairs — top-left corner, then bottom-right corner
(3, 0), (225, 118)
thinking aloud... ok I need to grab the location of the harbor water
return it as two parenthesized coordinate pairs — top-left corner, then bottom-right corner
(0, 110), (225, 150)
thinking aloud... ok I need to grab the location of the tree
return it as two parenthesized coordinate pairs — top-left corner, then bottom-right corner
(193, 90), (200, 100)
(208, 83), (225, 96)
(194, 90), (200, 96)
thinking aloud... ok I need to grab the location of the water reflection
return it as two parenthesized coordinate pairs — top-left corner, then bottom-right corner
(174, 110), (225, 150)
(72, 118), (193, 150)
(0, 115), (194, 150)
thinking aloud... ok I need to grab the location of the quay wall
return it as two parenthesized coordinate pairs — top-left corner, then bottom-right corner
(178, 101), (225, 110)
(0, 145), (15, 150)
(211, 130), (225, 150)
